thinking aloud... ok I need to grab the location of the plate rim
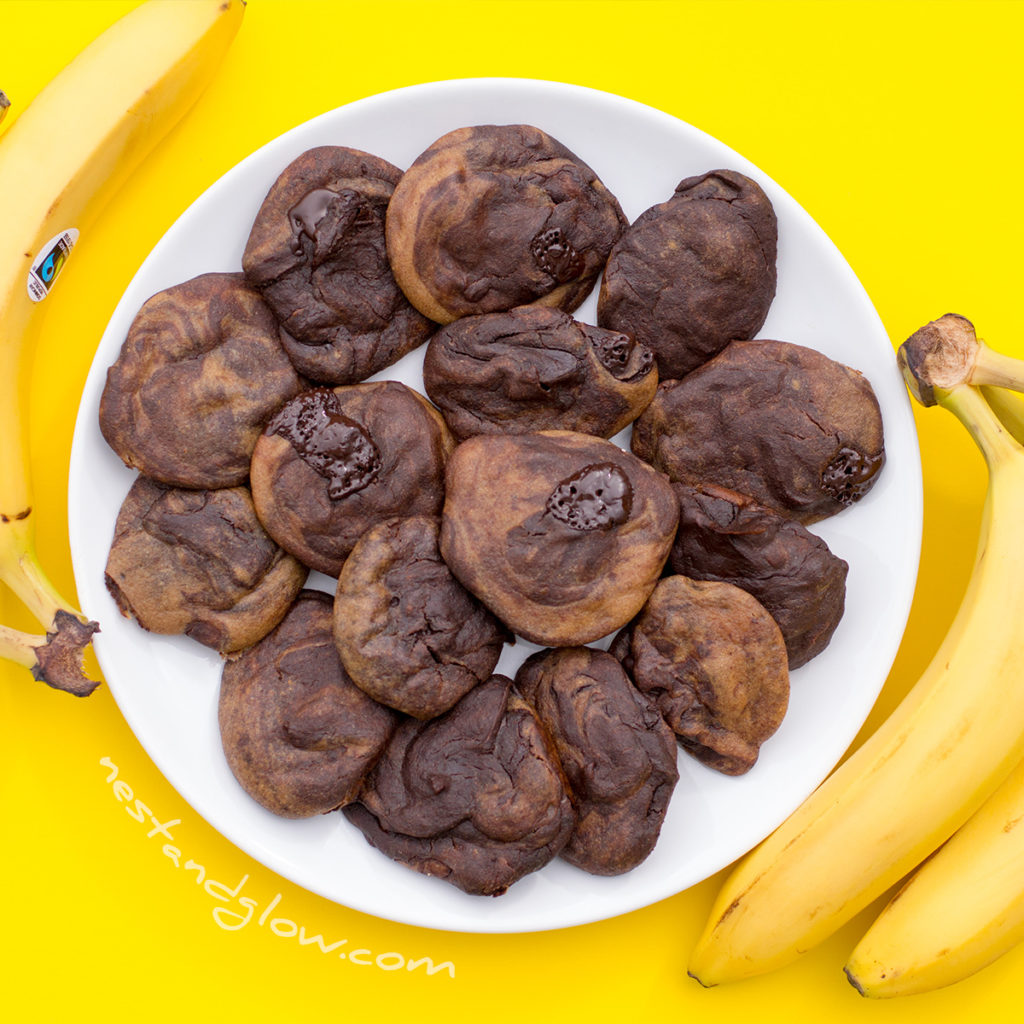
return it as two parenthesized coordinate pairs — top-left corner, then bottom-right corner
(68, 76), (923, 934)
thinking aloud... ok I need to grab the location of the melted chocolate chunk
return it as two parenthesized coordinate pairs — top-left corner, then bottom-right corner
(530, 226), (584, 283)
(584, 324), (654, 382)
(546, 463), (632, 531)
(287, 187), (360, 256)
(821, 446), (886, 506)
(268, 388), (381, 500)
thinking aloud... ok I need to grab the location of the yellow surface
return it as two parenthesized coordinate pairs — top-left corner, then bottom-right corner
(2, 1), (1022, 1020)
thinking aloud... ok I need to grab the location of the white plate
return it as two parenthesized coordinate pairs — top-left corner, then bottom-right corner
(69, 78), (922, 934)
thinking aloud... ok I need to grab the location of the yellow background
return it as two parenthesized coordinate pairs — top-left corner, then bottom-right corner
(2, 0), (1022, 1020)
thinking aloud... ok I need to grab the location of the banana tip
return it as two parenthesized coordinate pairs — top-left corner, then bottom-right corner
(687, 969), (715, 989)
(843, 965), (867, 996)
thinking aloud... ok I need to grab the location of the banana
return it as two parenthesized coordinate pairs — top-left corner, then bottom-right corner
(844, 755), (1024, 997)
(687, 314), (1024, 985)
(982, 384), (1024, 444)
(0, 0), (244, 694)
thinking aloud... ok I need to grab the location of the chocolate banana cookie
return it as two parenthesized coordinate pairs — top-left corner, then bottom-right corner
(250, 381), (454, 577)
(242, 146), (435, 383)
(597, 169), (778, 380)
(670, 480), (849, 669)
(333, 516), (511, 719)
(386, 124), (627, 324)
(612, 575), (789, 776)
(631, 339), (885, 524)
(343, 674), (575, 896)
(422, 305), (657, 440)
(515, 646), (679, 876)
(104, 476), (307, 654)
(218, 589), (400, 819)
(439, 430), (679, 646)
(99, 273), (304, 489)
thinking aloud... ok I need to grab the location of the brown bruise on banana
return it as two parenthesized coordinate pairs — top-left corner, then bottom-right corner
(0, 507), (31, 523)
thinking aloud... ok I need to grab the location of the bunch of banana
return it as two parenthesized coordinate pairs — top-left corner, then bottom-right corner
(0, 0), (244, 695)
(845, 753), (1024, 996)
(841, 315), (1024, 997)
(687, 313), (1024, 988)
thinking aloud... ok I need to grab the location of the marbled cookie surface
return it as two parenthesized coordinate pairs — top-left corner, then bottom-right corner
(242, 146), (435, 384)
(386, 124), (627, 324)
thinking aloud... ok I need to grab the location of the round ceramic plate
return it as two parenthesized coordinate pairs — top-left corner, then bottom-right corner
(69, 79), (922, 934)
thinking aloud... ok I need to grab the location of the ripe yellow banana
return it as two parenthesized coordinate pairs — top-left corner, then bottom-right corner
(844, 754), (1024, 997)
(982, 384), (1024, 445)
(687, 314), (1024, 985)
(0, 0), (243, 695)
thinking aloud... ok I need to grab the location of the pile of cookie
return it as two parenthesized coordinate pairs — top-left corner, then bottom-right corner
(98, 124), (885, 897)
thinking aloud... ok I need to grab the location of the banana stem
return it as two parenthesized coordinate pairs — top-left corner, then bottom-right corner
(899, 313), (1024, 403)
(0, 623), (38, 670)
(0, 517), (80, 628)
(937, 381), (1024, 472)
(0, 514), (101, 697)
(972, 341), (1024, 391)
(981, 385), (1024, 447)
(0, 613), (99, 696)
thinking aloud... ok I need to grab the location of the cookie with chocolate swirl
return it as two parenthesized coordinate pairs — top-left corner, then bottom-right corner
(385, 124), (627, 324)
(422, 305), (657, 440)
(250, 382), (454, 576)
(242, 146), (435, 384)
(440, 430), (678, 646)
